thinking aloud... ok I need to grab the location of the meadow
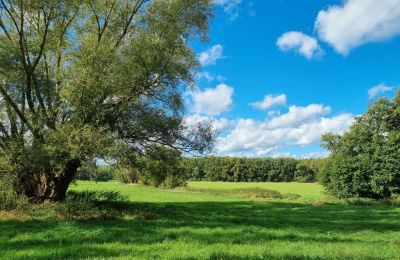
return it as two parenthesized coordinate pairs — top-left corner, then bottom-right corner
(1, 181), (399, 259)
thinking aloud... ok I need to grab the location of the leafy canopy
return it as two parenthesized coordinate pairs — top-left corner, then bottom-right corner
(322, 91), (400, 199)
(0, 0), (215, 201)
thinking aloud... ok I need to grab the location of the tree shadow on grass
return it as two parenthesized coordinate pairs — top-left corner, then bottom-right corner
(1, 201), (399, 259)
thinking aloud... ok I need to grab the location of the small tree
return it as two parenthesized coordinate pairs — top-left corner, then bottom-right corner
(0, 0), (214, 202)
(322, 91), (400, 199)
(138, 146), (186, 188)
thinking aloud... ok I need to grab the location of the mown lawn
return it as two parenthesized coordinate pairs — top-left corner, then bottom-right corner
(1, 181), (400, 259)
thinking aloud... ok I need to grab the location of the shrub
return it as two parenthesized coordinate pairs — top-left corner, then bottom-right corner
(66, 190), (128, 203)
(95, 166), (115, 182)
(138, 146), (186, 189)
(116, 167), (140, 184)
(77, 162), (115, 182)
(0, 173), (28, 211)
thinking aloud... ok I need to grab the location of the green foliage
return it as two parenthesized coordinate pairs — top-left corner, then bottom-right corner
(0, 173), (28, 210)
(294, 164), (316, 183)
(138, 146), (186, 189)
(0, 0), (215, 202)
(77, 163), (115, 182)
(182, 156), (324, 183)
(66, 190), (128, 204)
(298, 158), (328, 182)
(116, 166), (140, 184)
(322, 91), (400, 199)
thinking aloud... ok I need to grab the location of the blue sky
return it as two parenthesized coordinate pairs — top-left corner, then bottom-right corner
(185, 0), (400, 158)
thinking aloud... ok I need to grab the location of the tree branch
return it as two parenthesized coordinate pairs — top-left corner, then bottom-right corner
(0, 84), (35, 136)
(115, 0), (149, 47)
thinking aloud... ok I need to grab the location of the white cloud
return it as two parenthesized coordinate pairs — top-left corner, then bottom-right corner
(196, 71), (214, 82)
(269, 151), (330, 159)
(196, 72), (226, 83)
(277, 31), (324, 59)
(316, 0), (400, 55)
(215, 0), (243, 21)
(267, 110), (281, 117)
(216, 104), (354, 156)
(251, 94), (287, 110)
(267, 104), (331, 129)
(368, 83), (394, 99)
(190, 84), (234, 116)
(198, 45), (224, 67)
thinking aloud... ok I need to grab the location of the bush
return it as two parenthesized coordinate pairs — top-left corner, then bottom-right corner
(95, 166), (115, 182)
(0, 174), (28, 210)
(77, 162), (115, 182)
(116, 167), (140, 184)
(66, 190), (128, 203)
(138, 146), (186, 189)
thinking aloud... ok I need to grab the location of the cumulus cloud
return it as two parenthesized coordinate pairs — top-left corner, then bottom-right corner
(267, 104), (331, 129)
(316, 0), (400, 55)
(216, 104), (353, 156)
(277, 31), (324, 59)
(251, 94), (287, 110)
(215, 0), (243, 21)
(368, 83), (394, 99)
(198, 45), (224, 67)
(190, 84), (234, 116)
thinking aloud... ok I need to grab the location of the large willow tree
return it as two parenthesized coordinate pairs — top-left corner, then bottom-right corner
(0, 0), (214, 202)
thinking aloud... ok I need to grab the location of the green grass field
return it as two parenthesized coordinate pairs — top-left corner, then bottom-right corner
(1, 181), (400, 259)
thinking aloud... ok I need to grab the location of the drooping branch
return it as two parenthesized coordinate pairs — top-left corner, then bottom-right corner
(0, 84), (36, 136)
(0, 121), (10, 139)
(0, 16), (12, 41)
(0, 0), (20, 34)
(31, 8), (51, 71)
(115, 0), (149, 47)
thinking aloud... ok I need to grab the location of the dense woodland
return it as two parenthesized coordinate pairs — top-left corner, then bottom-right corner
(83, 156), (326, 184)
(181, 157), (325, 183)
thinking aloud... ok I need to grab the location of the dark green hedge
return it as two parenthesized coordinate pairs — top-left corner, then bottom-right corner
(182, 157), (327, 183)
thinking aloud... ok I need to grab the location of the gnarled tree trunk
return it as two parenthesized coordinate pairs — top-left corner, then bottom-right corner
(18, 159), (81, 203)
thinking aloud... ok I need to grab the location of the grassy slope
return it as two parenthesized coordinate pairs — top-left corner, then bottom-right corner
(0, 181), (399, 259)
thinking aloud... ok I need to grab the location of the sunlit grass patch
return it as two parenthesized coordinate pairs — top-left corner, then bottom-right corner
(1, 181), (399, 259)
(187, 187), (295, 199)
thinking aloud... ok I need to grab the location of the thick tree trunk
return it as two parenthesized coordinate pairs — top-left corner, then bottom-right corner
(19, 159), (81, 203)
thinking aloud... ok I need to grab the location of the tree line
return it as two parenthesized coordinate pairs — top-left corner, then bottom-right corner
(181, 157), (327, 183)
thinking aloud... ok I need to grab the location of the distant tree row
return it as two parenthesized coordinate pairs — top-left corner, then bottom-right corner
(91, 148), (327, 187)
(181, 157), (327, 183)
